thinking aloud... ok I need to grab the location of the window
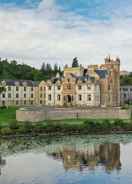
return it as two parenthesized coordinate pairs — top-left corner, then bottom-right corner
(40, 94), (42, 98)
(67, 84), (71, 90)
(30, 101), (33, 105)
(87, 85), (91, 90)
(40, 86), (43, 91)
(2, 93), (5, 98)
(8, 86), (11, 91)
(48, 86), (51, 90)
(79, 95), (82, 101)
(57, 95), (61, 101)
(88, 94), (92, 101)
(40, 100), (42, 104)
(16, 86), (19, 91)
(78, 85), (82, 90)
(24, 100), (26, 105)
(31, 87), (34, 91)
(48, 94), (52, 101)
(24, 93), (26, 98)
(31, 94), (34, 98)
(58, 86), (61, 90)
(124, 93), (127, 98)
(24, 87), (26, 91)
(123, 88), (128, 91)
(8, 93), (11, 98)
(16, 93), (19, 98)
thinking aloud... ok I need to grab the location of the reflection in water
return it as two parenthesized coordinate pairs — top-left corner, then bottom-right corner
(0, 156), (6, 176)
(46, 143), (121, 173)
(0, 135), (132, 184)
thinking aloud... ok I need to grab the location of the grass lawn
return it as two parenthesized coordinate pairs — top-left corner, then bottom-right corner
(46, 119), (85, 125)
(0, 107), (18, 126)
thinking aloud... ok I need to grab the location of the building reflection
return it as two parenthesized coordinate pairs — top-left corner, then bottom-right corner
(0, 156), (6, 176)
(46, 143), (121, 173)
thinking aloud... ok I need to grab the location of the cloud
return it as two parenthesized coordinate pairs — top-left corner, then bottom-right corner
(0, 0), (132, 70)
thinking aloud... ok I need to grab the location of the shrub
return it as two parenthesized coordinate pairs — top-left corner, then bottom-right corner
(114, 119), (124, 127)
(0, 127), (12, 135)
(101, 119), (112, 129)
(9, 121), (19, 130)
(18, 122), (34, 134)
(83, 120), (97, 129)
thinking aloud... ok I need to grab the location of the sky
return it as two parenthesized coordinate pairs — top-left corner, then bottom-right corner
(0, 0), (132, 70)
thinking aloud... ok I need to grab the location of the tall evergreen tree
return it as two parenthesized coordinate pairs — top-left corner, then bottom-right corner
(72, 57), (79, 67)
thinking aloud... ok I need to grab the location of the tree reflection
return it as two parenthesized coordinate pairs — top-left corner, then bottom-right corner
(47, 143), (121, 173)
(0, 156), (6, 176)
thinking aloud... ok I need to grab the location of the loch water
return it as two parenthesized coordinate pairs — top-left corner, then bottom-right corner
(0, 134), (132, 184)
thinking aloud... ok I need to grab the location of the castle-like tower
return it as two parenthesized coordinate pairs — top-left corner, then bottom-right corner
(102, 56), (120, 107)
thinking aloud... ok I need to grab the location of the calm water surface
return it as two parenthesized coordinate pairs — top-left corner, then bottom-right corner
(0, 134), (132, 184)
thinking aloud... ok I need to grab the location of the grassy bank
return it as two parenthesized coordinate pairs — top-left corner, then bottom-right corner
(0, 107), (132, 136)
(0, 107), (18, 126)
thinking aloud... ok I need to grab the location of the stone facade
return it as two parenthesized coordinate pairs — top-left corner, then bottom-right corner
(39, 74), (101, 107)
(0, 56), (120, 108)
(16, 107), (131, 122)
(86, 56), (120, 107)
(38, 56), (120, 107)
(0, 80), (38, 106)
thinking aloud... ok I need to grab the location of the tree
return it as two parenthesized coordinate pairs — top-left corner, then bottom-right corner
(72, 57), (79, 67)
(41, 62), (46, 74)
(54, 63), (58, 73)
(0, 58), (62, 81)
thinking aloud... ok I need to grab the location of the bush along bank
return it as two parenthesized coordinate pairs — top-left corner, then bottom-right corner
(0, 119), (132, 137)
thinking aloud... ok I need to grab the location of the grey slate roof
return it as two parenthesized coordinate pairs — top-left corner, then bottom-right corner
(1, 80), (38, 87)
(95, 69), (108, 79)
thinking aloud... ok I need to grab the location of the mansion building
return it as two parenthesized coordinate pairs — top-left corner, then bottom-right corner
(0, 56), (120, 107)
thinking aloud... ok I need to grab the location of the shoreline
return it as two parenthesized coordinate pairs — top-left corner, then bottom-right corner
(1, 130), (132, 139)
(1, 107), (132, 138)
(1, 118), (132, 137)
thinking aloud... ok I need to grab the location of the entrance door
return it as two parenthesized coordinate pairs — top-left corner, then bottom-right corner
(63, 95), (73, 106)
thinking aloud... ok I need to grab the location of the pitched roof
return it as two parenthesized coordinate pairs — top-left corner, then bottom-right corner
(1, 80), (38, 87)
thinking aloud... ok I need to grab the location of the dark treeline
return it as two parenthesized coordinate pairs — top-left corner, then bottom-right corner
(0, 57), (132, 85)
(0, 58), (62, 81)
(120, 73), (132, 85)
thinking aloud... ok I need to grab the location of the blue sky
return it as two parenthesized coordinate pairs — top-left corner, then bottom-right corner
(0, 0), (132, 69)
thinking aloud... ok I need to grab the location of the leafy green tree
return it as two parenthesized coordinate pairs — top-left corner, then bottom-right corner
(0, 58), (62, 81)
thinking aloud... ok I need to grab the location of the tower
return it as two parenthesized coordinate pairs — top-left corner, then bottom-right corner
(104, 56), (120, 107)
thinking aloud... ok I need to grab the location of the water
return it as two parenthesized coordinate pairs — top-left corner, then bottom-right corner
(0, 134), (132, 184)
